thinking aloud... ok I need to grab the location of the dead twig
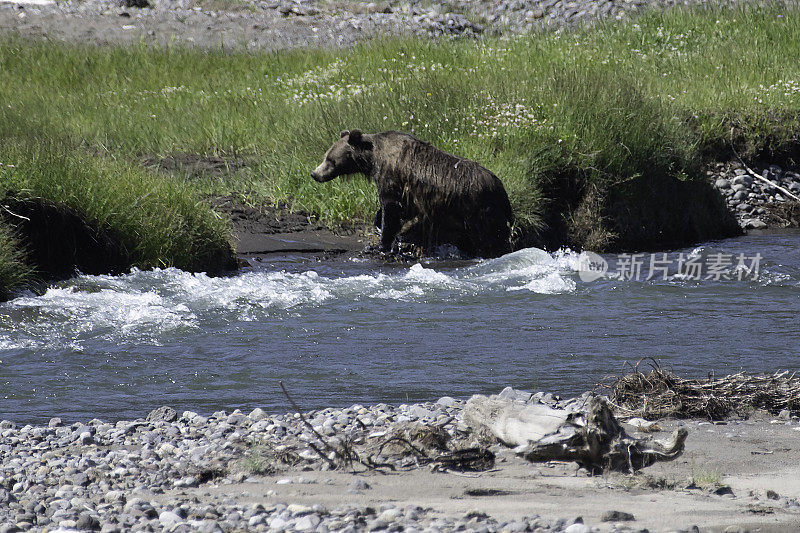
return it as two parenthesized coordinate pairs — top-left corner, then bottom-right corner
(279, 381), (339, 470)
(278, 381), (391, 473)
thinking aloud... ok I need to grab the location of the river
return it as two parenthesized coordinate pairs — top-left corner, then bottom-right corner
(1, 230), (798, 424)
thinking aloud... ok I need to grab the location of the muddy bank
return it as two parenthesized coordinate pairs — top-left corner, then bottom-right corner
(0, 193), (238, 292)
(208, 196), (369, 261)
(531, 168), (743, 254)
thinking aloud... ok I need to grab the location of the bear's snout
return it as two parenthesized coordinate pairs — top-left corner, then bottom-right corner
(311, 161), (335, 182)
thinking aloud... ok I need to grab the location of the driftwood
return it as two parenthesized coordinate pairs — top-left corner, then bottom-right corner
(732, 147), (800, 203)
(277, 383), (495, 474)
(607, 362), (800, 420)
(366, 422), (496, 472)
(463, 394), (687, 473)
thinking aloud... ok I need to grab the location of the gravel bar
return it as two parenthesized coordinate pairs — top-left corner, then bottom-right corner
(0, 389), (621, 533)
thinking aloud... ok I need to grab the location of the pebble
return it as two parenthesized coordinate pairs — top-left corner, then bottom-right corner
(0, 388), (628, 532)
(709, 161), (800, 228)
(1, 0), (778, 54)
(601, 510), (635, 521)
(1, 0), (790, 516)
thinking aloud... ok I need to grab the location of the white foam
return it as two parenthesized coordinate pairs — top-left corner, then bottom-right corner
(464, 247), (580, 293)
(403, 263), (454, 285)
(507, 270), (577, 294)
(0, 249), (579, 349)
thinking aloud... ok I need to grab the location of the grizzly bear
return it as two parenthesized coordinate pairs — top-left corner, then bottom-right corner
(311, 130), (513, 258)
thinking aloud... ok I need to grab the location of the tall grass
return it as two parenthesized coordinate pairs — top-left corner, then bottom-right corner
(4, 5), (799, 224)
(0, 224), (32, 300)
(0, 3), (798, 289)
(0, 113), (235, 290)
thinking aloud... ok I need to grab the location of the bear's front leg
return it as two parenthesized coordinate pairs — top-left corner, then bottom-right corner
(380, 201), (402, 252)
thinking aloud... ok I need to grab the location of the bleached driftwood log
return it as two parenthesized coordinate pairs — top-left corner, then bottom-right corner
(463, 394), (687, 472)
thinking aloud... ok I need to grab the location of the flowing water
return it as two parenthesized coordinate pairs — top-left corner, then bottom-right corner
(1, 230), (798, 424)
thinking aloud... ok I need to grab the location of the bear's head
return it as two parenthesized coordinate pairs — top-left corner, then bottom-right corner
(311, 130), (372, 182)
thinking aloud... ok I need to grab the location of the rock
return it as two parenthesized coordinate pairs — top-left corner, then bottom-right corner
(249, 408), (267, 421)
(377, 508), (401, 522)
(497, 386), (533, 402)
(173, 477), (197, 488)
(227, 413), (246, 425)
(105, 490), (126, 504)
(436, 396), (457, 407)
(248, 514), (266, 527)
(147, 406), (178, 423)
(411, 406), (435, 419)
(119, 0), (150, 7)
(287, 503), (313, 516)
(714, 485), (735, 496)
(268, 516), (288, 530)
(766, 489), (780, 500)
(743, 219), (767, 230)
(76, 513), (101, 531)
(715, 178), (731, 189)
(348, 479), (371, 492)
(72, 472), (90, 486)
(293, 514), (321, 530)
(601, 510), (635, 521)
(159, 510), (183, 528)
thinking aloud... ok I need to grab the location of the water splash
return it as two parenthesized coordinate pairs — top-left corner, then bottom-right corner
(0, 248), (579, 350)
(2, 242), (795, 352)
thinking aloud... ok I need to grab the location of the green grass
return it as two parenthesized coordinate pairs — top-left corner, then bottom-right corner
(691, 467), (724, 490)
(0, 224), (32, 301)
(0, 114), (236, 291)
(1, 4), (799, 291)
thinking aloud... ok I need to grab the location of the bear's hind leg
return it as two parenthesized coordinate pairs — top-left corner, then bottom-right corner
(380, 201), (402, 252)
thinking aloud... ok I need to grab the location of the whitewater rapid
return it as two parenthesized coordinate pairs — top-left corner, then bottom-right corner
(0, 247), (584, 351)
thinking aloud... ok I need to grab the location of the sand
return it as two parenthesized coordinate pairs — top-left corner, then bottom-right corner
(153, 414), (800, 532)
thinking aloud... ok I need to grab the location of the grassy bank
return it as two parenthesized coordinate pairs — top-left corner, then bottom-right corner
(0, 117), (237, 295)
(1, 4), (799, 291)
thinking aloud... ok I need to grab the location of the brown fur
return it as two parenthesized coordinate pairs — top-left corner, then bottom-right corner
(312, 130), (513, 258)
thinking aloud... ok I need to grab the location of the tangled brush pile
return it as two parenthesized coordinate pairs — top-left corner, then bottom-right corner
(606, 360), (800, 420)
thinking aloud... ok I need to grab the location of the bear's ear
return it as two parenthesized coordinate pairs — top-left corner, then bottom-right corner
(348, 129), (363, 144)
(340, 130), (350, 138)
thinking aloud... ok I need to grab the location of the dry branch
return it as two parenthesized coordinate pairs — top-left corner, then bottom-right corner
(278, 381), (390, 472)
